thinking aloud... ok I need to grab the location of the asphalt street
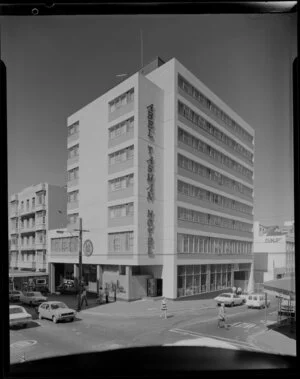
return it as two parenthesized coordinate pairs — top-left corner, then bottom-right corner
(9, 298), (282, 364)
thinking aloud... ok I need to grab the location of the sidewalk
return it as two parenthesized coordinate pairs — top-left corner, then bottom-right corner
(80, 297), (217, 317)
(248, 322), (296, 356)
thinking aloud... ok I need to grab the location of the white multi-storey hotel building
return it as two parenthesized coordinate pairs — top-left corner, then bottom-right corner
(48, 57), (255, 300)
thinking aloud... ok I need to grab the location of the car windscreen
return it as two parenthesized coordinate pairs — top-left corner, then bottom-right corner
(33, 292), (42, 296)
(51, 303), (68, 310)
(220, 294), (231, 298)
(10, 307), (24, 315)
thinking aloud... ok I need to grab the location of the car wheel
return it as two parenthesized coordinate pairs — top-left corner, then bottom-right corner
(52, 316), (58, 324)
(23, 324), (27, 328)
(29, 302), (32, 307)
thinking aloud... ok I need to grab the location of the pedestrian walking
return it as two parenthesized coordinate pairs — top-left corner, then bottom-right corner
(80, 284), (88, 308)
(105, 287), (109, 303)
(217, 303), (226, 328)
(160, 297), (168, 319)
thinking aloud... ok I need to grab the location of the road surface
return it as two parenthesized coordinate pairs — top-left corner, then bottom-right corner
(10, 298), (287, 364)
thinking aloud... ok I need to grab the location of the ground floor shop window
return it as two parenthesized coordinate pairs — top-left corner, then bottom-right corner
(177, 265), (208, 297)
(177, 264), (233, 297)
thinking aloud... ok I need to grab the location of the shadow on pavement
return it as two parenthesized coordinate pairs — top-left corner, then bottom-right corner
(10, 321), (41, 330)
(267, 321), (296, 340)
(47, 293), (108, 312)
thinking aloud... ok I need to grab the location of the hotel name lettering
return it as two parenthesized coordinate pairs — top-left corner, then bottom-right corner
(147, 104), (155, 255)
(147, 104), (155, 141)
(147, 145), (154, 202)
(147, 209), (155, 255)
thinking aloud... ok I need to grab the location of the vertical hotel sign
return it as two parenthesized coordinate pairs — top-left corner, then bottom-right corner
(147, 104), (155, 255)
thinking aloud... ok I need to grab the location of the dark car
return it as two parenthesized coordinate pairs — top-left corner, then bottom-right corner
(56, 283), (78, 295)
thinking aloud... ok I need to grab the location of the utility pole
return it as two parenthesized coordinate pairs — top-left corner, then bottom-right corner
(73, 217), (89, 312)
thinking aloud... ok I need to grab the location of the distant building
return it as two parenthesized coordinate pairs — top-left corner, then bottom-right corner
(48, 57), (255, 299)
(9, 183), (67, 276)
(253, 221), (295, 287)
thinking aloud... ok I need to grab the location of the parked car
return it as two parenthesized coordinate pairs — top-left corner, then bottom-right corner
(9, 290), (23, 302)
(56, 283), (78, 295)
(246, 294), (270, 309)
(20, 291), (48, 306)
(214, 293), (244, 307)
(9, 305), (32, 328)
(38, 301), (77, 323)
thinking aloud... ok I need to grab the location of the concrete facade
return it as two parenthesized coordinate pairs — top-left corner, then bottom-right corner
(48, 57), (255, 300)
(9, 183), (67, 274)
(253, 221), (295, 286)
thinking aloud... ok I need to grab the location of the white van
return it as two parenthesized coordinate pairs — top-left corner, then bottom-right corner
(246, 294), (270, 309)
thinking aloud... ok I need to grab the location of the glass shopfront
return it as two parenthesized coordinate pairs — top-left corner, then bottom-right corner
(177, 264), (233, 297)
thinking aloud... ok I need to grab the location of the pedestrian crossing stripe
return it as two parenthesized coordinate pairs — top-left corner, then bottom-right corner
(230, 322), (256, 329)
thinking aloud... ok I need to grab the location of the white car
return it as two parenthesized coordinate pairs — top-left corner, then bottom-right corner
(9, 290), (23, 302)
(246, 294), (270, 309)
(20, 291), (48, 306)
(38, 301), (77, 323)
(214, 293), (244, 307)
(9, 305), (32, 328)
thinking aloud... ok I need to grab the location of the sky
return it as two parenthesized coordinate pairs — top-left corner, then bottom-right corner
(1, 14), (297, 227)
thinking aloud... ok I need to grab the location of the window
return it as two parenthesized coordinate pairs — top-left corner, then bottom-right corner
(109, 146), (134, 165)
(68, 213), (78, 225)
(178, 76), (253, 145)
(178, 127), (253, 180)
(68, 121), (79, 136)
(68, 191), (79, 203)
(68, 167), (79, 181)
(109, 203), (134, 218)
(177, 155), (253, 199)
(109, 117), (134, 140)
(68, 144), (79, 159)
(109, 88), (134, 112)
(178, 207), (252, 233)
(108, 232), (134, 253)
(178, 101), (253, 163)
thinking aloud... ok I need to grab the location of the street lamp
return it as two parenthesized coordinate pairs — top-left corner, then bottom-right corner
(56, 217), (89, 311)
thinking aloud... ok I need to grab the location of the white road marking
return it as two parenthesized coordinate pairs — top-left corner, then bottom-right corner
(230, 322), (256, 329)
(10, 340), (37, 349)
(169, 328), (263, 351)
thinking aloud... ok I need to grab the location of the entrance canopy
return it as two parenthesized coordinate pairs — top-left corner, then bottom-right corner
(263, 277), (295, 299)
(9, 271), (48, 278)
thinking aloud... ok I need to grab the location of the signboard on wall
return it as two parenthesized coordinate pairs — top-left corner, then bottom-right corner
(147, 210), (155, 255)
(147, 104), (155, 141)
(264, 237), (284, 243)
(83, 239), (93, 257)
(146, 104), (156, 256)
